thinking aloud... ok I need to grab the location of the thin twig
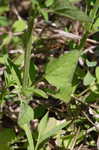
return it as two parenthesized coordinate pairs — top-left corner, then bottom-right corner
(77, 144), (83, 150)
(83, 111), (95, 126)
(52, 29), (99, 44)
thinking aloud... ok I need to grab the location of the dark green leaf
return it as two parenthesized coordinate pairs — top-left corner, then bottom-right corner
(29, 60), (37, 85)
(0, 128), (16, 150)
(50, 0), (91, 22)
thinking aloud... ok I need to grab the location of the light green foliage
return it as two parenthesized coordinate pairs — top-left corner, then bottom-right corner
(87, 0), (99, 31)
(86, 59), (97, 67)
(0, 0), (99, 150)
(69, 0), (80, 3)
(35, 113), (69, 150)
(83, 71), (95, 86)
(45, 0), (54, 7)
(23, 124), (35, 150)
(51, 85), (73, 103)
(4, 58), (21, 87)
(45, 50), (80, 102)
(95, 67), (99, 84)
(18, 102), (34, 150)
(38, 113), (48, 137)
(33, 88), (48, 98)
(18, 102), (34, 127)
(93, 18), (99, 32)
(0, 34), (12, 49)
(12, 19), (27, 32)
(45, 50), (80, 88)
(22, 86), (48, 98)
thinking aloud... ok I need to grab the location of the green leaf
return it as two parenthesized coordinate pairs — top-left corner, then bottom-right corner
(50, 85), (73, 102)
(0, 56), (5, 64)
(83, 71), (95, 86)
(51, 0), (74, 10)
(38, 113), (48, 136)
(89, 0), (99, 25)
(0, 16), (9, 26)
(18, 102), (34, 127)
(45, 50), (80, 88)
(40, 8), (49, 20)
(45, 50), (80, 102)
(33, 88), (48, 98)
(7, 59), (22, 86)
(69, 0), (80, 2)
(18, 102), (34, 150)
(85, 92), (99, 103)
(35, 113), (48, 150)
(93, 18), (99, 32)
(29, 60), (37, 85)
(50, 0), (91, 22)
(37, 121), (69, 148)
(14, 54), (24, 66)
(44, 118), (71, 133)
(22, 86), (48, 98)
(12, 19), (27, 32)
(45, 0), (54, 7)
(23, 124), (34, 150)
(95, 67), (99, 84)
(0, 6), (9, 15)
(0, 128), (16, 150)
(86, 59), (97, 67)
(0, 34), (12, 49)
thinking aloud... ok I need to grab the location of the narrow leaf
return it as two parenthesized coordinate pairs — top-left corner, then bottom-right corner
(18, 103), (34, 150)
(35, 113), (48, 150)
(50, 0), (91, 22)
(34, 88), (48, 98)
(38, 113), (48, 136)
(23, 124), (34, 150)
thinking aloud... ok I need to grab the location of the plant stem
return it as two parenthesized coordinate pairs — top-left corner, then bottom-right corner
(78, 0), (99, 51)
(78, 31), (89, 50)
(89, 0), (99, 30)
(23, 16), (34, 89)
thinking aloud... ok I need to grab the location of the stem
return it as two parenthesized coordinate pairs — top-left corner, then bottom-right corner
(23, 16), (34, 89)
(89, 0), (99, 30)
(78, 31), (89, 50)
(78, 0), (99, 51)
